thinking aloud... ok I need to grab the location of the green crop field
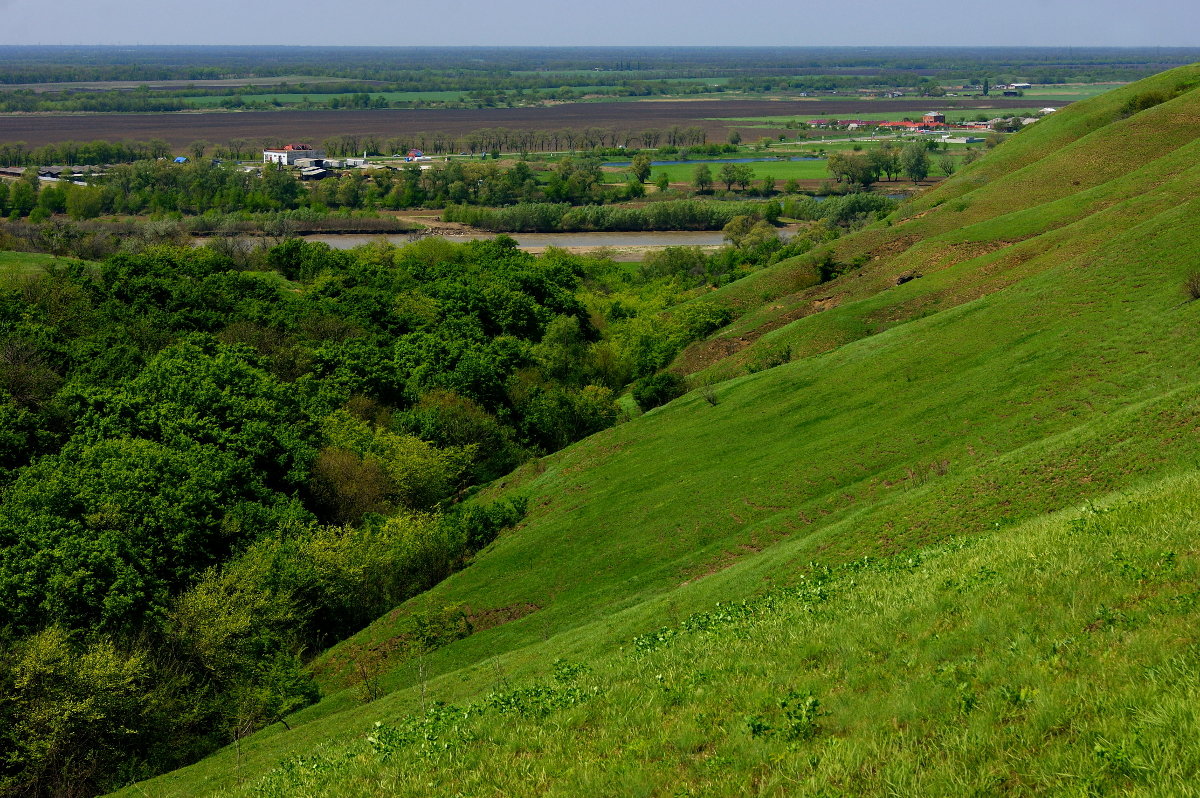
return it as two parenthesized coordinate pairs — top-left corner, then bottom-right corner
(115, 63), (1200, 797)
(642, 158), (832, 183)
(717, 107), (1046, 125)
(609, 144), (973, 185)
(182, 90), (469, 106)
(1020, 82), (1127, 101)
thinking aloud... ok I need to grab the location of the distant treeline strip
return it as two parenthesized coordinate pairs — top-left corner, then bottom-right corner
(0, 126), (712, 166)
(443, 200), (766, 233)
(2, 45), (1197, 85)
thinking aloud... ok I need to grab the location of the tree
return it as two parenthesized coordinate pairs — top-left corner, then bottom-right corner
(654, 172), (670, 193)
(758, 175), (776, 196)
(827, 152), (877, 188)
(900, 142), (930, 183)
(630, 153), (652, 183)
(727, 130), (742, 146)
(8, 180), (36, 217)
(692, 163), (713, 193)
(0, 627), (160, 798)
(721, 214), (757, 247)
(938, 154), (957, 177)
(719, 162), (753, 191)
(867, 145), (901, 182)
(733, 164), (754, 191)
(65, 186), (105, 220)
(763, 200), (782, 225)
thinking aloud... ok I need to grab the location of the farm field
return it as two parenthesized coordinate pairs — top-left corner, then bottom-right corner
(599, 139), (979, 184)
(640, 158), (834, 184)
(0, 97), (1061, 148)
(1019, 82), (1128, 101)
(0, 76), (373, 93)
(715, 107), (1046, 125)
(182, 90), (471, 106)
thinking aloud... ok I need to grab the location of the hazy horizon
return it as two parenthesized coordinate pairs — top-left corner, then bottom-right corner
(1, 0), (1197, 48)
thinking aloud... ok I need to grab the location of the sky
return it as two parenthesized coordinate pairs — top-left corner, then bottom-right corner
(0, 0), (1197, 47)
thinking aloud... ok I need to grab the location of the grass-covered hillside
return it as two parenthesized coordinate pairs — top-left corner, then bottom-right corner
(121, 65), (1200, 796)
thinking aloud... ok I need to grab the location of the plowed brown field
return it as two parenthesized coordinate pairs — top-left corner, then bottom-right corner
(0, 98), (1051, 148)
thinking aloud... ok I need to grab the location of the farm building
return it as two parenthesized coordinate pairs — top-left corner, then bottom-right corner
(263, 143), (326, 166)
(922, 111), (946, 125)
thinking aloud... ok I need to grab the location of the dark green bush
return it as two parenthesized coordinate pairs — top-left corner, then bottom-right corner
(632, 372), (686, 412)
(1119, 90), (1169, 117)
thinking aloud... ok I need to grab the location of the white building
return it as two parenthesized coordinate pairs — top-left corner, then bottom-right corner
(263, 143), (325, 166)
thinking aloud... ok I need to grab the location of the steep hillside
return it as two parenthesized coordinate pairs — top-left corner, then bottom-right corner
(679, 63), (1200, 375)
(120, 65), (1200, 796)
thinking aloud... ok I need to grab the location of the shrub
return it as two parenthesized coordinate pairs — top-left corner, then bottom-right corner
(1119, 90), (1169, 118)
(632, 372), (686, 412)
(1184, 272), (1200, 301)
(674, 302), (734, 340)
(747, 343), (792, 374)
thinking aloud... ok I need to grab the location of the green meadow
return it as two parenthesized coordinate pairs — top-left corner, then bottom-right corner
(642, 158), (834, 184)
(182, 90), (469, 106)
(717, 107), (1046, 126)
(116, 63), (1200, 797)
(0, 251), (84, 286)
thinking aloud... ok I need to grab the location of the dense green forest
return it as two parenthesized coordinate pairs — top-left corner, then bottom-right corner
(0, 215), (842, 794)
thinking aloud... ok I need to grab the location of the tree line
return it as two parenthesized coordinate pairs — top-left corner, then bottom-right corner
(0, 126), (712, 168)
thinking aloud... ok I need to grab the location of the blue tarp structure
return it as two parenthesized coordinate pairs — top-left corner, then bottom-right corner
(174, 156), (188, 163)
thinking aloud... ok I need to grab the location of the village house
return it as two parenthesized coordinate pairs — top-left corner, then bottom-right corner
(263, 143), (325, 166)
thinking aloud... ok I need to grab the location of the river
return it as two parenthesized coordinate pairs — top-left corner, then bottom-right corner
(298, 229), (732, 252)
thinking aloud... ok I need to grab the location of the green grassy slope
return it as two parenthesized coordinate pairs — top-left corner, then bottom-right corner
(677, 64), (1200, 375)
(202, 473), (1200, 796)
(119, 66), (1200, 796)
